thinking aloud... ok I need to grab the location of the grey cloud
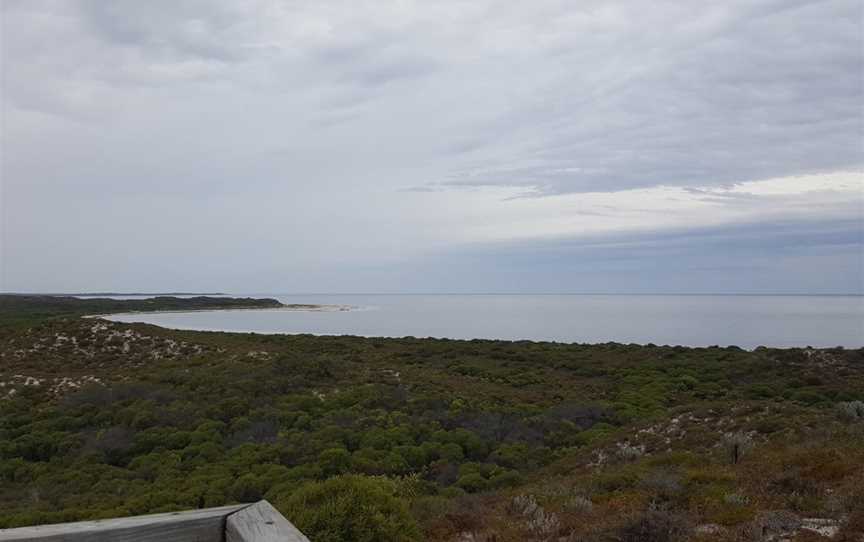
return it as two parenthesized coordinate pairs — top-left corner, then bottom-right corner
(428, 0), (863, 195)
(1, 0), (861, 293)
(311, 35), (440, 88)
(77, 0), (250, 62)
(347, 56), (438, 87)
(311, 218), (862, 295)
(410, 218), (864, 294)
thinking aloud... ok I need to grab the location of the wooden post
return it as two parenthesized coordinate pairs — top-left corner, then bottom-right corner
(0, 501), (308, 542)
(226, 501), (310, 542)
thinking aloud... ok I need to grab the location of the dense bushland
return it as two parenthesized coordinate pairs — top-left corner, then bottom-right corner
(0, 297), (862, 540)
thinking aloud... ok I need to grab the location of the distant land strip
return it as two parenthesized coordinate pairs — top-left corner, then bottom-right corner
(1, 292), (226, 296)
(0, 295), (285, 327)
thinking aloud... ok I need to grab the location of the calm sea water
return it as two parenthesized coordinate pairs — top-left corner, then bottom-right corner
(99, 294), (864, 349)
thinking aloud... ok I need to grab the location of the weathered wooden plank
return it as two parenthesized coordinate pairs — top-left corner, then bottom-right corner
(0, 504), (248, 542)
(226, 501), (309, 542)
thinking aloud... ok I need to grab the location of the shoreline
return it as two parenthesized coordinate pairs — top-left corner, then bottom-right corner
(79, 317), (854, 351)
(76, 300), (863, 350)
(83, 304), (356, 319)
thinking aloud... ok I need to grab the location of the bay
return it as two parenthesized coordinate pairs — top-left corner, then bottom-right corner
(101, 294), (864, 349)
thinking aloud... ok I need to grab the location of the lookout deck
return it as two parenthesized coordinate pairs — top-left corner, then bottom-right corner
(0, 500), (309, 542)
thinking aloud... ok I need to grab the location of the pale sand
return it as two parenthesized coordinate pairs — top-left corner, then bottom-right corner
(83, 304), (356, 319)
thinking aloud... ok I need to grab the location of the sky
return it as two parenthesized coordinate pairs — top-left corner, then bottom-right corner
(1, 0), (862, 294)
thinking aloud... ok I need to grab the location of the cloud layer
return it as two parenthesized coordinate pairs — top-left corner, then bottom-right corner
(1, 0), (862, 293)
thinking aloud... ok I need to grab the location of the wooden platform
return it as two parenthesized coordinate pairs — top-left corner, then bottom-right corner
(0, 500), (309, 542)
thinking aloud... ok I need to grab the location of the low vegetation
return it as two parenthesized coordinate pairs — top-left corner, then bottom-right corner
(0, 294), (284, 327)
(0, 296), (862, 541)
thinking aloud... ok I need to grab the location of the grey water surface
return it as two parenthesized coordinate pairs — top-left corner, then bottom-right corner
(100, 294), (864, 349)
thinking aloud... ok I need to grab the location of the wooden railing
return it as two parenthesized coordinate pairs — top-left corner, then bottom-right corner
(0, 500), (309, 542)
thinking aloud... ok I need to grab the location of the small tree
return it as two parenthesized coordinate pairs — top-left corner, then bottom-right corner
(724, 432), (753, 465)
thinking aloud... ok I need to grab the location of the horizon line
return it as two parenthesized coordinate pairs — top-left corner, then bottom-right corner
(6, 291), (861, 297)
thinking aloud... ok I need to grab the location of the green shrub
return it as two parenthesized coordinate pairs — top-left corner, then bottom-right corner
(790, 390), (827, 405)
(613, 503), (691, 542)
(318, 448), (351, 477)
(438, 442), (464, 463)
(456, 472), (488, 493)
(490, 443), (534, 469)
(275, 474), (421, 542)
(489, 469), (521, 489)
(745, 384), (778, 399)
(231, 473), (267, 502)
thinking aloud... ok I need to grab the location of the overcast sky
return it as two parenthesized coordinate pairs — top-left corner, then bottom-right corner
(1, 0), (862, 294)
